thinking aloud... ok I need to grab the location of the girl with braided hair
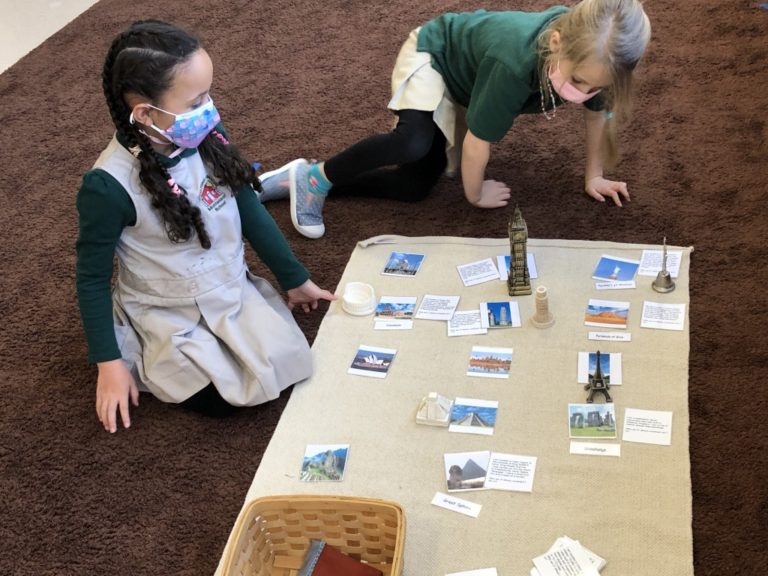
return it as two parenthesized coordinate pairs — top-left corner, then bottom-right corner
(76, 20), (335, 432)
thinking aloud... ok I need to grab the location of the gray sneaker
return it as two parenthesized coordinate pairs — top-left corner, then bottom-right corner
(257, 158), (305, 202)
(289, 159), (326, 239)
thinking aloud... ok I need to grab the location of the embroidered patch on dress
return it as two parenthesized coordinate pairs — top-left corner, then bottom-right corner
(199, 177), (226, 211)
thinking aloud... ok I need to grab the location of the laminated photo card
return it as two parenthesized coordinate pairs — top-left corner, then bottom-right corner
(568, 404), (617, 439)
(480, 301), (521, 329)
(374, 296), (416, 330)
(382, 251), (424, 277)
(300, 444), (349, 482)
(584, 299), (629, 329)
(466, 346), (513, 379)
(347, 345), (396, 378)
(449, 398), (498, 436)
(591, 254), (640, 282)
(496, 253), (538, 280)
(577, 352), (622, 385)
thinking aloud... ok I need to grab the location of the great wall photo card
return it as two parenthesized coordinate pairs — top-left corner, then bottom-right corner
(382, 251), (425, 277)
(347, 345), (396, 378)
(300, 444), (349, 482)
(568, 403), (617, 439)
(466, 346), (513, 379)
(584, 299), (630, 329)
(449, 398), (498, 436)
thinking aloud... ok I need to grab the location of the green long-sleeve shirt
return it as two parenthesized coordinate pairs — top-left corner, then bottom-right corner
(76, 136), (308, 364)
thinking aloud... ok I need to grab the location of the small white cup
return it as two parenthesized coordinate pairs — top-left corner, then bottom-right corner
(341, 282), (376, 316)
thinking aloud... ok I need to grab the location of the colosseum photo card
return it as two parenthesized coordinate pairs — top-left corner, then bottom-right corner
(449, 398), (498, 436)
(300, 444), (349, 482)
(466, 346), (513, 379)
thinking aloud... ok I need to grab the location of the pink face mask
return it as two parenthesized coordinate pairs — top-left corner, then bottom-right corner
(548, 61), (600, 104)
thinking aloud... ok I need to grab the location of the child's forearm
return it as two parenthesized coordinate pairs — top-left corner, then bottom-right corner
(461, 131), (491, 205)
(584, 108), (606, 183)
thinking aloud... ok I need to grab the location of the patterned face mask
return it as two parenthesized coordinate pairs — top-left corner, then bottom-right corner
(141, 97), (221, 150)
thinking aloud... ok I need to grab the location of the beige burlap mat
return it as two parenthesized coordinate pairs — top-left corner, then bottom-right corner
(217, 236), (694, 576)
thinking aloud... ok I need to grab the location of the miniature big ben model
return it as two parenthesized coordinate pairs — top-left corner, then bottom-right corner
(508, 205), (532, 296)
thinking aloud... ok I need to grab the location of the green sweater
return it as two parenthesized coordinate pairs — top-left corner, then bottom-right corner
(76, 136), (308, 364)
(417, 7), (605, 142)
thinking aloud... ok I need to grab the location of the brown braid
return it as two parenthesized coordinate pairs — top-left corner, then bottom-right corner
(102, 21), (262, 248)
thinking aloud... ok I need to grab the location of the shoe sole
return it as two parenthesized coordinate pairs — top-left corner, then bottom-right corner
(257, 158), (306, 202)
(289, 159), (326, 239)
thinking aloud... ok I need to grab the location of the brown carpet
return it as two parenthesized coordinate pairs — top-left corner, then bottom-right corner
(0, 1), (766, 574)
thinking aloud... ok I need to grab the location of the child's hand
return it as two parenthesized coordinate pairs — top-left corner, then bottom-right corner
(96, 359), (139, 433)
(472, 180), (511, 208)
(287, 279), (338, 313)
(585, 176), (630, 207)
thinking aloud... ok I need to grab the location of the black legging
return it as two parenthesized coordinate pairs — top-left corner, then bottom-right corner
(324, 109), (447, 202)
(178, 382), (238, 418)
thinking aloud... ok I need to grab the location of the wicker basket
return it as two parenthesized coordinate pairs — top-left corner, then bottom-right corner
(221, 495), (406, 576)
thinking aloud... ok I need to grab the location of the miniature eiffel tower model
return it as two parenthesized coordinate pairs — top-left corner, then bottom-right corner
(585, 350), (613, 403)
(507, 205), (532, 296)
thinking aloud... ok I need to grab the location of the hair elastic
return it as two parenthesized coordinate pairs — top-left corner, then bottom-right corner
(212, 130), (229, 145)
(167, 178), (182, 196)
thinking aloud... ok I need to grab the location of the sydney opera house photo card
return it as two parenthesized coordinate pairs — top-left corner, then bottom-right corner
(300, 444), (349, 482)
(449, 398), (498, 436)
(577, 352), (623, 385)
(568, 403), (617, 439)
(347, 345), (396, 378)
(591, 254), (640, 282)
(382, 251), (424, 277)
(466, 346), (513, 379)
(584, 299), (629, 329)
(480, 301), (521, 329)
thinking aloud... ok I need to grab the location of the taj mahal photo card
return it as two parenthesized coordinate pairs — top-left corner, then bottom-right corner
(382, 251), (425, 277)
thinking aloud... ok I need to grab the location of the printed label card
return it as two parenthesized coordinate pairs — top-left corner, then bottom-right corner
(568, 403), (617, 439)
(447, 310), (487, 337)
(374, 296), (416, 330)
(300, 444), (349, 482)
(415, 294), (460, 321)
(447, 570), (498, 576)
(347, 345), (396, 379)
(638, 249), (682, 278)
(584, 299), (629, 329)
(483, 452), (537, 493)
(431, 492), (482, 518)
(444, 451), (537, 493)
(480, 301), (522, 329)
(588, 332), (632, 343)
(457, 258), (500, 287)
(577, 352), (622, 385)
(497, 253), (538, 280)
(640, 301), (686, 331)
(466, 346), (513, 379)
(449, 398), (498, 436)
(622, 408), (673, 445)
(569, 441), (621, 457)
(382, 251), (424, 277)
(592, 254), (640, 283)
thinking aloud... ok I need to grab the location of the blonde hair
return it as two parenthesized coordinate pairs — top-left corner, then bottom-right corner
(537, 0), (651, 167)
